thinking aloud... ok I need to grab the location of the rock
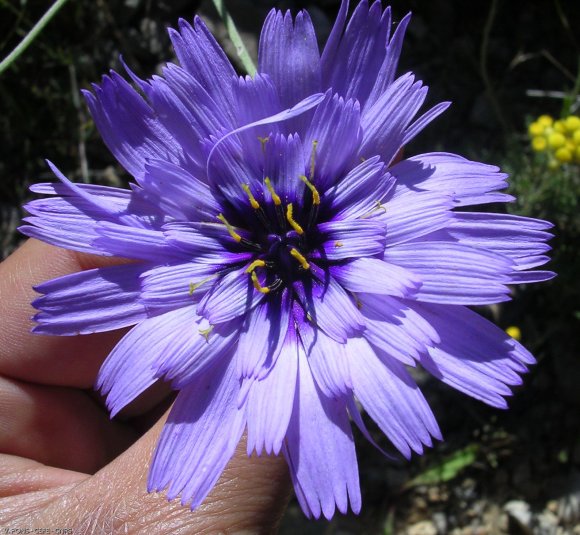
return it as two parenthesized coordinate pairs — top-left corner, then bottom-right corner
(432, 512), (447, 534)
(407, 520), (438, 535)
(534, 510), (558, 535)
(504, 500), (532, 533)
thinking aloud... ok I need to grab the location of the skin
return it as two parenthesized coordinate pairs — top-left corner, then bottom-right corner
(0, 239), (291, 534)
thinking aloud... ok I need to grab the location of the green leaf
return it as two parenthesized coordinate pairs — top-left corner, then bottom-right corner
(404, 444), (479, 488)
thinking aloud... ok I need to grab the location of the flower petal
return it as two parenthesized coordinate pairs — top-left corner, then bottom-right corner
(303, 92), (362, 189)
(139, 262), (220, 313)
(32, 264), (148, 336)
(322, 1), (391, 106)
(325, 156), (394, 219)
(445, 212), (553, 270)
(299, 321), (352, 398)
(413, 302), (535, 407)
(329, 257), (420, 297)
(237, 291), (291, 379)
(168, 17), (236, 122)
(384, 242), (515, 304)
(97, 306), (196, 416)
(284, 345), (360, 519)
(148, 353), (245, 508)
(294, 268), (365, 343)
(258, 9), (321, 113)
(197, 267), (263, 324)
(245, 321), (298, 455)
(349, 336), (441, 458)
(360, 73), (428, 164)
(389, 153), (513, 206)
(380, 190), (454, 246)
(83, 72), (183, 180)
(315, 219), (387, 260)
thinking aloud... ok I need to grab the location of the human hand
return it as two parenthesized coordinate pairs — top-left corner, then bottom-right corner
(0, 239), (290, 533)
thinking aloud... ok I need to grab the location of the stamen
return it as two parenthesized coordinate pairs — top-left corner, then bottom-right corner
(258, 136), (269, 153)
(264, 177), (281, 206)
(334, 240), (344, 248)
(241, 184), (260, 210)
(251, 271), (270, 294)
(299, 175), (320, 205)
(290, 247), (310, 270)
(286, 203), (304, 235)
(189, 275), (215, 295)
(309, 140), (318, 179)
(217, 213), (242, 242)
(360, 200), (387, 219)
(245, 259), (266, 273)
(199, 324), (214, 342)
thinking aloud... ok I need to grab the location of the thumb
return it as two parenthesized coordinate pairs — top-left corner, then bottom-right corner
(36, 413), (291, 533)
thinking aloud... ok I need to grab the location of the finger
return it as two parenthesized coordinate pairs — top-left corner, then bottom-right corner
(0, 376), (136, 473)
(0, 239), (127, 388)
(28, 417), (291, 533)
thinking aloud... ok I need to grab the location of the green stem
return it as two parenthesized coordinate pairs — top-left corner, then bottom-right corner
(210, 0), (256, 76)
(0, 0), (71, 76)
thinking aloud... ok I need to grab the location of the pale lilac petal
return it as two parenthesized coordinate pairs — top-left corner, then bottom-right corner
(284, 345), (361, 519)
(156, 318), (242, 390)
(197, 267), (263, 324)
(378, 190), (454, 246)
(384, 242), (515, 304)
(403, 101), (452, 145)
(390, 153), (514, 206)
(446, 212), (553, 270)
(413, 303), (535, 407)
(246, 323), (298, 455)
(169, 17), (236, 122)
(299, 321), (352, 398)
(303, 93), (362, 189)
(360, 74), (428, 164)
(315, 219), (386, 260)
(325, 156), (394, 220)
(140, 262), (220, 313)
(237, 291), (291, 379)
(258, 10), (321, 113)
(148, 354), (245, 508)
(349, 336), (441, 458)
(330, 257), (421, 297)
(322, 1), (391, 106)
(97, 306), (197, 416)
(93, 221), (187, 263)
(263, 133), (305, 204)
(83, 73), (183, 180)
(33, 264), (148, 335)
(364, 12), (412, 110)
(295, 269), (365, 343)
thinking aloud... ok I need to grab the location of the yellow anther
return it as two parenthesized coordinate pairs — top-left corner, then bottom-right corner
(299, 175), (321, 205)
(217, 213), (242, 243)
(258, 136), (269, 153)
(360, 200), (386, 219)
(246, 259), (266, 273)
(289, 247), (310, 270)
(264, 177), (281, 205)
(199, 324), (214, 342)
(241, 183), (260, 209)
(189, 276), (215, 295)
(250, 271), (270, 294)
(286, 203), (304, 235)
(334, 240), (344, 248)
(309, 140), (318, 179)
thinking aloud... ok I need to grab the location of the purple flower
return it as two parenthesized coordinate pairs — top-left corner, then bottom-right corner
(20, 0), (554, 520)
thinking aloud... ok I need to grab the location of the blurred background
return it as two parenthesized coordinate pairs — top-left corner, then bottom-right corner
(1, 0), (579, 533)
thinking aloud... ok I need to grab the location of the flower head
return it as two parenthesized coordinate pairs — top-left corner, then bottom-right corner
(21, 0), (554, 519)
